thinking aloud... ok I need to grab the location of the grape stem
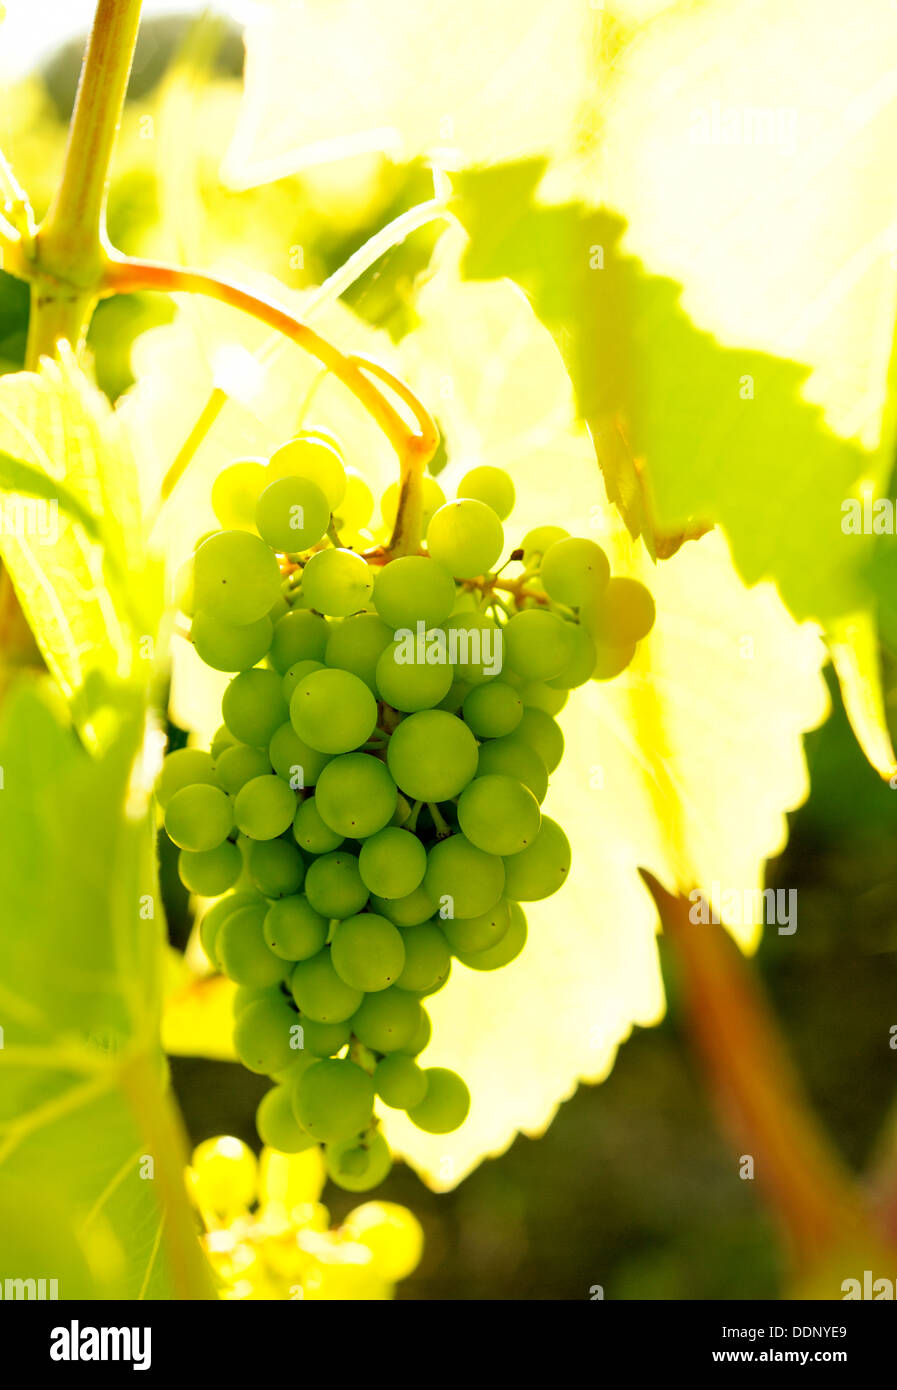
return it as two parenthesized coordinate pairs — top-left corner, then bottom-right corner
(102, 256), (439, 527)
(348, 1036), (377, 1076)
(427, 803), (452, 838)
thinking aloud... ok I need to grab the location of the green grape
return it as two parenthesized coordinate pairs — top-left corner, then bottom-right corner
(269, 1048), (320, 1086)
(255, 475), (330, 552)
(264, 895), (328, 961)
(269, 722), (331, 788)
(324, 613), (393, 693)
(301, 548), (373, 616)
(395, 921), (451, 994)
(386, 710), (478, 802)
(521, 680), (568, 716)
(292, 1058), (374, 1142)
(407, 1068), (470, 1134)
(191, 610), (272, 673)
(214, 743), (271, 796)
(392, 793), (412, 827)
(268, 609), (330, 673)
(381, 476), (445, 531)
(290, 667), (377, 754)
(547, 623), (596, 690)
(521, 525), (569, 565)
(290, 951), (363, 1022)
(357, 827), (426, 898)
(164, 783), (233, 852)
(234, 775), (296, 839)
(211, 459), (267, 530)
(299, 1014), (351, 1058)
(350, 988), (422, 1053)
(540, 536), (610, 606)
(200, 891), (263, 968)
(590, 640), (637, 679)
(457, 774), (540, 856)
(256, 1084), (317, 1153)
(440, 611), (503, 685)
(457, 465), (515, 521)
(233, 981), (285, 1017)
(155, 747), (218, 808)
(178, 841), (242, 897)
(396, 1009), (431, 1058)
(193, 530), (282, 624)
(325, 1132), (392, 1192)
(210, 725), (236, 758)
(374, 638), (454, 711)
(424, 834), (505, 920)
(314, 753), (397, 838)
(504, 609), (575, 681)
(585, 575), (656, 645)
(331, 913), (406, 992)
(442, 897), (510, 954)
(305, 851), (369, 919)
(218, 904), (287, 986)
(233, 993), (299, 1074)
(503, 818), (571, 901)
(190, 1136), (257, 1215)
(374, 1054), (429, 1110)
(370, 883), (437, 927)
(281, 657), (325, 702)
(462, 681), (523, 738)
(457, 900), (527, 970)
(514, 707), (564, 772)
(175, 557), (195, 616)
(426, 499), (503, 578)
(437, 679), (470, 713)
(247, 838), (305, 897)
(372, 555), (456, 629)
(475, 735), (548, 802)
(222, 668), (287, 746)
(267, 434), (347, 510)
(342, 1201), (424, 1280)
(292, 797), (344, 854)
(333, 467), (374, 532)
(267, 595), (290, 624)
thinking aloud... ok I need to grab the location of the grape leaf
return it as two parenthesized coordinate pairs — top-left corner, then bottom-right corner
(224, 0), (595, 188)
(0, 681), (213, 1298)
(0, 353), (163, 731)
(374, 267), (830, 1186)
(450, 165), (897, 777)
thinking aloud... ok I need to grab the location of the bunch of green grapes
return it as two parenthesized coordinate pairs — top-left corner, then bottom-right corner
(158, 432), (654, 1193)
(188, 1136), (422, 1299)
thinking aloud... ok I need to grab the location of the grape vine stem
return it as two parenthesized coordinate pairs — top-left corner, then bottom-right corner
(103, 255), (438, 553)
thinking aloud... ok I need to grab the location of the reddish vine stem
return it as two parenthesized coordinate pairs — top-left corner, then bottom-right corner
(102, 256), (439, 537)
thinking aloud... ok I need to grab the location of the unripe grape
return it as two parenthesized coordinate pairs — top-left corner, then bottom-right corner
(194, 530), (282, 624)
(255, 475), (330, 552)
(292, 1058), (374, 1143)
(263, 895), (328, 961)
(540, 536), (610, 607)
(211, 459), (267, 530)
(164, 783), (233, 852)
(301, 548), (373, 616)
(426, 499), (503, 578)
(407, 1068), (470, 1134)
(190, 1136), (257, 1215)
(256, 1084), (316, 1153)
(457, 465), (515, 520)
(267, 434), (347, 509)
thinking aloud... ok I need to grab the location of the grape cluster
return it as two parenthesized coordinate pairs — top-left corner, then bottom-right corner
(158, 430), (654, 1192)
(189, 1135), (422, 1299)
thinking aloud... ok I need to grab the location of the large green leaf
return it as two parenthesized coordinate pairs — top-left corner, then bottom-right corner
(0, 681), (213, 1299)
(450, 163), (897, 777)
(0, 353), (163, 732)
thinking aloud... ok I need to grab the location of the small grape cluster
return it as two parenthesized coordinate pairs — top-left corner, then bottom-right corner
(188, 1136), (422, 1299)
(157, 430), (654, 1192)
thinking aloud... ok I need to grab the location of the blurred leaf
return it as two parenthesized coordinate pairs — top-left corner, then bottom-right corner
(162, 973), (238, 1062)
(225, 0), (595, 187)
(0, 682), (213, 1298)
